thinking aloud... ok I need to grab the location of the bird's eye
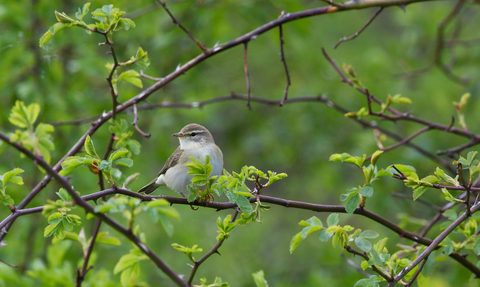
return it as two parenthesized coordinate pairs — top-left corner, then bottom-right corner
(191, 132), (196, 137)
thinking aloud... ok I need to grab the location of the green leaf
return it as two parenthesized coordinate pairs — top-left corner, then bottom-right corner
(413, 186), (428, 201)
(355, 237), (372, 252)
(345, 193), (360, 214)
(147, 199), (169, 208)
(158, 213), (174, 237)
(109, 148), (129, 162)
(370, 150), (383, 166)
(115, 158), (133, 167)
(327, 213), (339, 227)
(329, 153), (365, 168)
(84, 135), (99, 158)
(56, 188), (71, 202)
(113, 253), (147, 274)
(44, 222), (60, 237)
(359, 230), (378, 239)
(118, 70), (143, 88)
(289, 232), (303, 253)
(40, 22), (67, 47)
(319, 229), (333, 242)
(252, 270), (269, 287)
(359, 185), (374, 198)
(1, 168), (25, 186)
(236, 195), (253, 213)
(96, 232), (121, 246)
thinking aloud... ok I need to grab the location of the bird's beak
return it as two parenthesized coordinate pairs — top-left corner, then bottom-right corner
(172, 132), (184, 137)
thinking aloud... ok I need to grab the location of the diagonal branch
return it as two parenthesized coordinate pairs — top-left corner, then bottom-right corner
(0, 132), (188, 287)
(156, 0), (207, 52)
(334, 7), (384, 49)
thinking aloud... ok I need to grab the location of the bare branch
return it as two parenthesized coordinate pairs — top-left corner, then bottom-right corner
(156, 0), (207, 52)
(334, 8), (383, 49)
(243, 42), (252, 110)
(278, 24), (291, 106)
(133, 102), (151, 138)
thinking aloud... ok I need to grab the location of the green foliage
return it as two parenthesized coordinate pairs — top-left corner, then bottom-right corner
(8, 101), (55, 164)
(40, 3), (135, 47)
(380, 94), (412, 114)
(330, 152), (388, 213)
(290, 214), (384, 269)
(109, 119), (141, 156)
(385, 151), (480, 203)
(59, 135), (133, 185)
(171, 243), (203, 262)
(0, 168), (24, 206)
(216, 214), (236, 241)
(26, 241), (75, 286)
(42, 189), (81, 240)
(113, 249), (148, 287)
(195, 277), (229, 287)
(252, 270), (269, 287)
(212, 165), (287, 213)
(94, 196), (179, 235)
(354, 275), (383, 287)
(342, 63), (364, 89)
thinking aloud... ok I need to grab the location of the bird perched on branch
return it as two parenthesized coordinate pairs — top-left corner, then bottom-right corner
(138, 123), (223, 197)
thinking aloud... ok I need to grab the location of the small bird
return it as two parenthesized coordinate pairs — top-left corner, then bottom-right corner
(138, 123), (223, 197)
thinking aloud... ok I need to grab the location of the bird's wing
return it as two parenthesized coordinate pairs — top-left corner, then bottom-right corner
(158, 146), (183, 175)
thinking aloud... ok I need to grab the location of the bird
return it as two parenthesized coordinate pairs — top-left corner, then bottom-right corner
(137, 123), (223, 197)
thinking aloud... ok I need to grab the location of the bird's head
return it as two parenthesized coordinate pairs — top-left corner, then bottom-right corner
(173, 123), (215, 149)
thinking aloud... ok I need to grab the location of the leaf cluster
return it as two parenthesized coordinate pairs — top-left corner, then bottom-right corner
(59, 135), (133, 185)
(42, 189), (82, 240)
(9, 101), (55, 164)
(0, 168), (24, 206)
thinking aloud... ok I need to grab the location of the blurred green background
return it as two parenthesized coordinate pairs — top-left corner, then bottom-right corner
(1, 0), (480, 286)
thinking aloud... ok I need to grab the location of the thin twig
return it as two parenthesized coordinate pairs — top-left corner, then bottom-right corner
(133, 102), (151, 138)
(187, 210), (239, 285)
(140, 70), (164, 82)
(76, 219), (102, 286)
(405, 257), (428, 287)
(391, 193), (442, 211)
(156, 0), (207, 52)
(345, 245), (393, 282)
(334, 7), (383, 49)
(341, 253), (371, 277)
(365, 126), (432, 161)
(278, 24), (291, 106)
(388, 201), (480, 286)
(243, 42), (252, 110)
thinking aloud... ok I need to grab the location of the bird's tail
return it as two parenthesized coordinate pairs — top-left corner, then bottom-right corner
(138, 178), (160, 194)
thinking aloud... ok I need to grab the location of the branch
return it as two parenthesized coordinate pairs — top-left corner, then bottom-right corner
(132, 101), (151, 138)
(388, 201), (480, 286)
(76, 219), (102, 286)
(187, 211), (239, 285)
(0, 132), (188, 287)
(156, 0), (207, 52)
(345, 245), (392, 282)
(243, 42), (252, 110)
(334, 7), (383, 49)
(278, 24), (291, 106)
